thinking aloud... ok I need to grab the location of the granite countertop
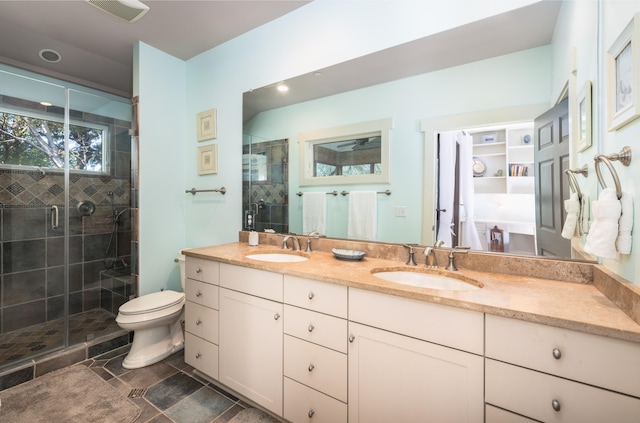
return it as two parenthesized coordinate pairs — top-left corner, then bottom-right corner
(183, 242), (640, 344)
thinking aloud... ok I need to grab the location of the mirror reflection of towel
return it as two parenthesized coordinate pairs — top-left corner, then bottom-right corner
(348, 191), (377, 241)
(584, 188), (621, 259)
(302, 192), (326, 234)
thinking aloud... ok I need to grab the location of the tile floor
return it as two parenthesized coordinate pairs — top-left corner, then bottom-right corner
(82, 346), (252, 423)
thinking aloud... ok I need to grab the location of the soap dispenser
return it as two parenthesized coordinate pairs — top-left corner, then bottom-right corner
(249, 231), (259, 246)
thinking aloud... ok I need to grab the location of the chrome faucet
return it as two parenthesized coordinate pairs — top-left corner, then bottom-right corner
(446, 246), (470, 271)
(403, 243), (418, 266)
(424, 240), (445, 268)
(305, 231), (321, 252)
(282, 235), (301, 251)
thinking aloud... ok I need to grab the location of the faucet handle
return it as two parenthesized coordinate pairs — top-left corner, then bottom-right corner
(403, 243), (418, 266)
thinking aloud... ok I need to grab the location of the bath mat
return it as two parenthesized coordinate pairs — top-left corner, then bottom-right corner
(0, 365), (140, 423)
(229, 407), (280, 423)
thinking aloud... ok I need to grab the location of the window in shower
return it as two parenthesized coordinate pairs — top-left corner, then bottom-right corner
(0, 108), (108, 172)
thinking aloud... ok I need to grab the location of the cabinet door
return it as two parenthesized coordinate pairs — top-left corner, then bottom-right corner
(348, 322), (483, 423)
(219, 287), (283, 416)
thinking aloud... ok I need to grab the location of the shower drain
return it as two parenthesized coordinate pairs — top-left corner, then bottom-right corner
(128, 388), (147, 398)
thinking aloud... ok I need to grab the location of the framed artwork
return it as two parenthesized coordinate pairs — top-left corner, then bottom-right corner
(607, 13), (640, 131)
(197, 108), (217, 141)
(197, 144), (218, 175)
(576, 80), (592, 152)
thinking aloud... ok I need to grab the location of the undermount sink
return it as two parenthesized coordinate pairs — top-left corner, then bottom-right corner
(372, 268), (482, 290)
(245, 252), (309, 263)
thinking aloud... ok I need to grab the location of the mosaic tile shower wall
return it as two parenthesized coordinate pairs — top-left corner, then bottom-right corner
(0, 94), (132, 335)
(242, 139), (288, 234)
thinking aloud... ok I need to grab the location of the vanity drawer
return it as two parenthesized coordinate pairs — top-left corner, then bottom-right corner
(284, 377), (347, 423)
(485, 405), (537, 423)
(284, 305), (347, 353)
(185, 302), (219, 343)
(486, 314), (640, 397)
(186, 257), (219, 285)
(284, 335), (347, 402)
(284, 276), (347, 318)
(220, 263), (283, 302)
(185, 332), (218, 380)
(486, 359), (640, 422)
(349, 287), (483, 354)
(185, 279), (219, 309)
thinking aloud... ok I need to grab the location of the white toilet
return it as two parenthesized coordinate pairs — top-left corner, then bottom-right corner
(116, 253), (186, 369)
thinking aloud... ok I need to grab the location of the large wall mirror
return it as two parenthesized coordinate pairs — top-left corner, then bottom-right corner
(242, 0), (599, 261)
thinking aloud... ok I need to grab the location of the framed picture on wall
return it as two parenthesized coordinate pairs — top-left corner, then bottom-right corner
(607, 13), (640, 131)
(197, 144), (218, 175)
(197, 108), (217, 141)
(575, 80), (592, 152)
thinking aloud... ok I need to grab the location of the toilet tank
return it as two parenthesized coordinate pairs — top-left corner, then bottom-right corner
(176, 252), (186, 290)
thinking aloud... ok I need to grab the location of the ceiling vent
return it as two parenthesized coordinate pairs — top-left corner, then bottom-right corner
(85, 0), (149, 23)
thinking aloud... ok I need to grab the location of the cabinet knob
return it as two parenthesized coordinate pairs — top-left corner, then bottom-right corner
(349, 334), (355, 343)
(274, 313), (281, 320)
(308, 324), (315, 333)
(308, 409), (315, 418)
(552, 348), (562, 360)
(195, 353), (201, 359)
(308, 291), (315, 300)
(196, 291), (202, 297)
(195, 267), (202, 273)
(551, 399), (561, 412)
(196, 319), (202, 325)
(308, 363), (315, 372)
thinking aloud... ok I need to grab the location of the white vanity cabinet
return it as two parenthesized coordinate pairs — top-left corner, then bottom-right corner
(219, 263), (284, 416)
(485, 314), (640, 422)
(184, 257), (220, 380)
(348, 288), (484, 423)
(283, 276), (348, 423)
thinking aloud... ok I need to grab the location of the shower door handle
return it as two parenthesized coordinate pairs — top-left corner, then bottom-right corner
(51, 205), (59, 230)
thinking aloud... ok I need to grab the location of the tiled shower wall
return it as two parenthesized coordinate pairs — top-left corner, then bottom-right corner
(242, 139), (288, 234)
(0, 94), (132, 334)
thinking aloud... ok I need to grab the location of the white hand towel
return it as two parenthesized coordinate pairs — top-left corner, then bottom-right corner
(348, 191), (377, 241)
(579, 194), (590, 236)
(584, 188), (621, 259)
(561, 192), (580, 239)
(302, 192), (327, 234)
(616, 192), (633, 254)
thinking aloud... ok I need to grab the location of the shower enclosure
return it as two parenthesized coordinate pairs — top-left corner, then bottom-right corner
(0, 68), (133, 371)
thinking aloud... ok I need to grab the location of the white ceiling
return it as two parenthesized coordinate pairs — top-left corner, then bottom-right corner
(0, 0), (310, 97)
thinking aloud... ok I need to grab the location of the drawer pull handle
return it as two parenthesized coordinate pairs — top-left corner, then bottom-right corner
(196, 319), (202, 325)
(195, 267), (202, 273)
(196, 291), (202, 297)
(308, 364), (315, 372)
(552, 348), (562, 360)
(274, 313), (281, 320)
(195, 353), (201, 359)
(552, 399), (561, 412)
(308, 410), (315, 418)
(308, 324), (315, 332)
(308, 291), (315, 300)
(349, 334), (355, 343)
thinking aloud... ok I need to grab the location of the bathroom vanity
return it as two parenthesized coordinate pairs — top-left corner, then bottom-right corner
(182, 234), (640, 423)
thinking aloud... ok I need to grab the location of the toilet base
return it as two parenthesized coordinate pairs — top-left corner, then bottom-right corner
(122, 316), (184, 369)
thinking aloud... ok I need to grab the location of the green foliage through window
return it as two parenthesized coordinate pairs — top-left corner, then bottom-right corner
(0, 111), (105, 172)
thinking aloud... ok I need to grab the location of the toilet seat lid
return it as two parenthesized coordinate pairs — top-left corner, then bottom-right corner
(119, 290), (184, 315)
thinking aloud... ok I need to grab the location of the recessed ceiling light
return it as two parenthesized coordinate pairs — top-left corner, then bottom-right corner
(40, 102), (53, 107)
(313, 72), (323, 77)
(277, 84), (289, 93)
(39, 49), (62, 64)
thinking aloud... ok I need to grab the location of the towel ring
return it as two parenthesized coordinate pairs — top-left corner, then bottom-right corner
(564, 169), (583, 199)
(594, 146), (631, 199)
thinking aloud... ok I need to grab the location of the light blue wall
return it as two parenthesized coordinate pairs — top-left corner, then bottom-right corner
(245, 47), (551, 243)
(134, 42), (187, 294)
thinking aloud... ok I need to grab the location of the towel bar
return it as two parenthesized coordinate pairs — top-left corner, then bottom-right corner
(297, 189), (392, 196)
(594, 146), (631, 199)
(564, 165), (588, 199)
(185, 187), (226, 195)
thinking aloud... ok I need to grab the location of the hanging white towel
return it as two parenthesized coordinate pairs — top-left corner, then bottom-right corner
(302, 192), (326, 234)
(578, 194), (590, 236)
(583, 188), (621, 259)
(616, 192), (634, 254)
(348, 191), (377, 241)
(561, 192), (580, 239)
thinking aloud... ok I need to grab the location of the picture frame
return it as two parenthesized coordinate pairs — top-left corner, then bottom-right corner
(607, 13), (640, 131)
(575, 80), (592, 152)
(196, 108), (217, 141)
(197, 144), (218, 175)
